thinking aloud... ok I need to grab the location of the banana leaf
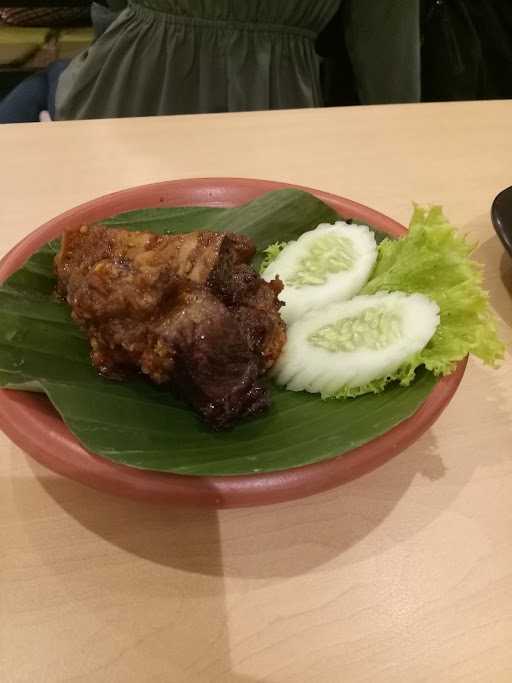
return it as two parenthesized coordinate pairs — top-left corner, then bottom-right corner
(0, 189), (437, 476)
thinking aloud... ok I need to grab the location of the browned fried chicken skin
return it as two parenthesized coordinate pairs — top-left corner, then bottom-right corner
(55, 225), (285, 429)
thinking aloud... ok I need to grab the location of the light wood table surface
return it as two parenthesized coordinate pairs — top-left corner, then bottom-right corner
(1, 101), (511, 682)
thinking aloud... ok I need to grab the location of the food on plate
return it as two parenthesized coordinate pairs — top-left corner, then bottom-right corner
(55, 225), (286, 429)
(266, 205), (504, 398)
(273, 292), (440, 397)
(260, 221), (377, 323)
(0, 188), (505, 475)
(56, 204), (504, 415)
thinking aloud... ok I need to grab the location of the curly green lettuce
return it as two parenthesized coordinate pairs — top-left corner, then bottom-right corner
(260, 241), (286, 272)
(357, 205), (505, 389)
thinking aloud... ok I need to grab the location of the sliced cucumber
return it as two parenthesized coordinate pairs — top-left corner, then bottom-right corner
(274, 292), (440, 396)
(261, 221), (377, 323)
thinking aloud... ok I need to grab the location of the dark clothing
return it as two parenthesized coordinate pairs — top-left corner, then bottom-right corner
(0, 61), (68, 124)
(55, 0), (341, 119)
(422, 0), (512, 101)
(1, 1), (423, 123)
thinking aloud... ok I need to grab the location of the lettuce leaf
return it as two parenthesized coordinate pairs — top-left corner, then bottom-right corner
(260, 241), (286, 272)
(359, 205), (505, 387)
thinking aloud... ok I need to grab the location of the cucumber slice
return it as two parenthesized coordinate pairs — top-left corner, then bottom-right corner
(274, 292), (440, 397)
(261, 221), (377, 323)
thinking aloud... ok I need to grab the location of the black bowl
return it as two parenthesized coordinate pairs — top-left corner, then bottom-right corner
(491, 186), (512, 258)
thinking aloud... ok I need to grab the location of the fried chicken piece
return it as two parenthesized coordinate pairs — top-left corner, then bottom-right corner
(55, 224), (285, 428)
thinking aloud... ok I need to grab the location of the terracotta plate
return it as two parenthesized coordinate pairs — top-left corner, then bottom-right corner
(0, 178), (466, 508)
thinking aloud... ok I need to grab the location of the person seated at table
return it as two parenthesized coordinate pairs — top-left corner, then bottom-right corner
(0, 0), (420, 124)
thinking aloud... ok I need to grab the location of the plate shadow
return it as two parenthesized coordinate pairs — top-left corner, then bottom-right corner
(25, 427), (476, 580)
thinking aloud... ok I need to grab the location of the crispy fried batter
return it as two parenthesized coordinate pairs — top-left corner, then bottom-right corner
(55, 225), (285, 428)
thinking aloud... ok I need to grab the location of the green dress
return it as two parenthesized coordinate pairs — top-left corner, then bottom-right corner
(55, 0), (341, 120)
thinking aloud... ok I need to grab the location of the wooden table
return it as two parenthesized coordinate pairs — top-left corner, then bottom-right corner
(1, 102), (511, 682)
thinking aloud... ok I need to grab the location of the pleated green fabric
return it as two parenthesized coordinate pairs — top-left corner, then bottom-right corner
(56, 0), (340, 119)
